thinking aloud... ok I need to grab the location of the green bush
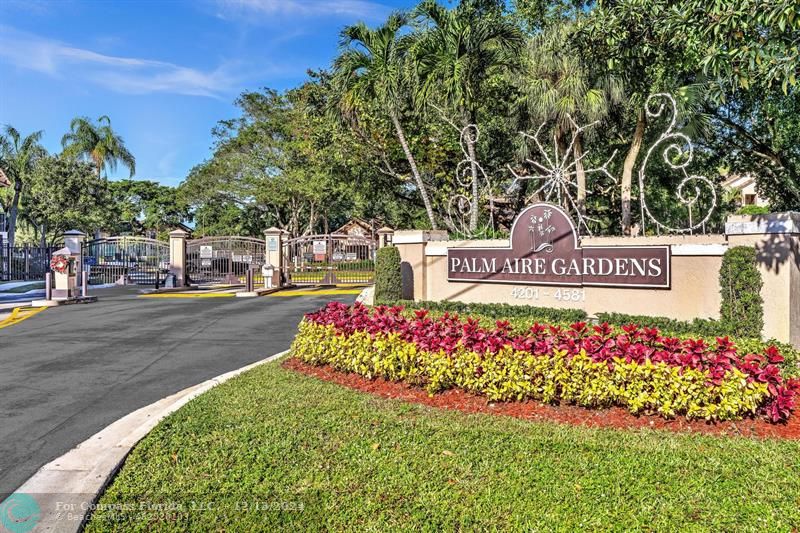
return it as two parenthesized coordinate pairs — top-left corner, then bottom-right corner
(736, 205), (771, 215)
(719, 246), (763, 338)
(595, 312), (729, 337)
(380, 299), (588, 324)
(374, 246), (402, 302)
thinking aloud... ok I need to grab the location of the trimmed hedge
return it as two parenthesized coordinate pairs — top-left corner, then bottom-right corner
(720, 246), (764, 338)
(380, 299), (588, 324)
(293, 303), (799, 422)
(374, 247), (402, 302)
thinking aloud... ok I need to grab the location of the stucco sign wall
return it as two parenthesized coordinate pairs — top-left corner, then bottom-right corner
(447, 204), (671, 288)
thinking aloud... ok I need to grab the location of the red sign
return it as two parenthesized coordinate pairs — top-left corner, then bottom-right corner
(447, 204), (670, 288)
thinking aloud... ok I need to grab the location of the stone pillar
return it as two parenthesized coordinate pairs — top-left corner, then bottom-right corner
(376, 227), (394, 248)
(392, 230), (449, 301)
(62, 230), (86, 276)
(169, 229), (188, 286)
(264, 227), (284, 288)
(725, 211), (800, 347)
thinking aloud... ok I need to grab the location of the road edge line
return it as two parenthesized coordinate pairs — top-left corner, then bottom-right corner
(2, 349), (290, 532)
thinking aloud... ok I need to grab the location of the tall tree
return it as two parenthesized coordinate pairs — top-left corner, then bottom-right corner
(516, 22), (622, 218)
(23, 156), (109, 246)
(333, 13), (439, 229)
(412, 0), (523, 231)
(580, 0), (693, 234)
(0, 126), (46, 247)
(61, 116), (136, 178)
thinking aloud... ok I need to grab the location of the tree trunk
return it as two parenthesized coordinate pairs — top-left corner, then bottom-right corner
(465, 129), (480, 232)
(40, 222), (47, 248)
(7, 179), (22, 248)
(621, 110), (646, 235)
(574, 133), (586, 219)
(390, 112), (438, 230)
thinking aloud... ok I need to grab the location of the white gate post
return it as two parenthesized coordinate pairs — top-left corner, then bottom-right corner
(376, 227), (394, 249)
(169, 229), (188, 286)
(63, 230), (86, 276)
(264, 227), (284, 288)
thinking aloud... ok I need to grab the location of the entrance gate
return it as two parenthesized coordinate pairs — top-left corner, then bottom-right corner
(83, 237), (169, 285)
(186, 236), (266, 285)
(283, 234), (375, 285)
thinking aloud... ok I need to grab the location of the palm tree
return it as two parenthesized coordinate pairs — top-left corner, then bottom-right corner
(332, 13), (438, 229)
(61, 116), (135, 178)
(517, 24), (623, 218)
(0, 126), (46, 247)
(412, 0), (523, 232)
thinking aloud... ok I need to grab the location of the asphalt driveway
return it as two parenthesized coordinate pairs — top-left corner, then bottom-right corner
(0, 287), (355, 496)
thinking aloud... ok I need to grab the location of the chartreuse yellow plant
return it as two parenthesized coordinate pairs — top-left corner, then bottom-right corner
(291, 321), (769, 422)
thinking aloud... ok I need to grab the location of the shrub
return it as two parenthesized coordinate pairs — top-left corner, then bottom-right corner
(720, 246), (763, 338)
(595, 312), (799, 377)
(374, 246), (402, 303)
(380, 299), (587, 324)
(736, 205), (771, 215)
(292, 303), (799, 423)
(595, 312), (729, 337)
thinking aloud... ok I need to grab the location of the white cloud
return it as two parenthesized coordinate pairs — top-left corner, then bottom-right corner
(214, 0), (390, 21)
(0, 25), (240, 98)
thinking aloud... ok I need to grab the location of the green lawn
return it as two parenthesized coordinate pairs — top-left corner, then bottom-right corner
(85, 358), (800, 532)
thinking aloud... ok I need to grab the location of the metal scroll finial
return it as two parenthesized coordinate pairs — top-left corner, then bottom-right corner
(637, 93), (717, 234)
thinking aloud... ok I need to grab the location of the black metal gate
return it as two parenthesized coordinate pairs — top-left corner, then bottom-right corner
(186, 237), (266, 285)
(83, 236), (169, 285)
(0, 242), (59, 281)
(283, 234), (375, 285)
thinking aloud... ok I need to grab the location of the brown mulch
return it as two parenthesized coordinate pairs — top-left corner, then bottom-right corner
(283, 357), (800, 440)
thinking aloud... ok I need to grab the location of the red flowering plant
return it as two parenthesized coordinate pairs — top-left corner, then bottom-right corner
(50, 254), (70, 274)
(300, 302), (799, 423)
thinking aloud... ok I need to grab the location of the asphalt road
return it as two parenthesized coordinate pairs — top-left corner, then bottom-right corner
(0, 287), (355, 496)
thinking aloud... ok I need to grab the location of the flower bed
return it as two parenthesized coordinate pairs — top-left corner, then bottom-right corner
(291, 303), (800, 423)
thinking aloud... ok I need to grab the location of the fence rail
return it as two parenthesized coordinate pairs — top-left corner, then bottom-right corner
(0, 242), (59, 282)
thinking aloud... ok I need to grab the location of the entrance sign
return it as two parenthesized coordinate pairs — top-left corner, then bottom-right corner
(312, 240), (327, 254)
(448, 203), (670, 288)
(199, 245), (213, 259)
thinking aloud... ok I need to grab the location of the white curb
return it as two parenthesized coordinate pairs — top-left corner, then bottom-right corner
(3, 350), (290, 533)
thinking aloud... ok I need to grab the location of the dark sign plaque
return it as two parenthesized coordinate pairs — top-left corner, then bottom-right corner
(447, 203), (670, 288)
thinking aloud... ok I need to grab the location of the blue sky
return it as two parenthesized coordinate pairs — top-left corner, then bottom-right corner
(0, 0), (417, 186)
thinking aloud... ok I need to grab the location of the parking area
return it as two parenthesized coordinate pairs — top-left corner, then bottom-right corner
(0, 286), (356, 495)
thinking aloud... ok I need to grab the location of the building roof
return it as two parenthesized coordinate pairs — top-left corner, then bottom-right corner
(333, 217), (375, 236)
(722, 173), (756, 191)
(0, 168), (10, 188)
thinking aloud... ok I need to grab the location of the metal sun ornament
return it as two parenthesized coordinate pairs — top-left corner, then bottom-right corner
(446, 124), (498, 238)
(507, 117), (617, 236)
(638, 93), (717, 234)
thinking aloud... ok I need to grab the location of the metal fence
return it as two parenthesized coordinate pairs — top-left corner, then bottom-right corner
(0, 242), (59, 282)
(186, 237), (267, 285)
(283, 234), (375, 285)
(83, 236), (170, 286)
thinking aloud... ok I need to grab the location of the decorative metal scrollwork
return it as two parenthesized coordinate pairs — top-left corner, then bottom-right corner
(446, 124), (497, 238)
(638, 93), (717, 233)
(507, 117), (617, 236)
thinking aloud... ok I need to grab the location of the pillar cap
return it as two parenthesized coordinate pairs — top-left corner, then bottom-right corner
(264, 226), (283, 235)
(376, 226), (394, 234)
(63, 229), (86, 237)
(169, 229), (189, 238)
